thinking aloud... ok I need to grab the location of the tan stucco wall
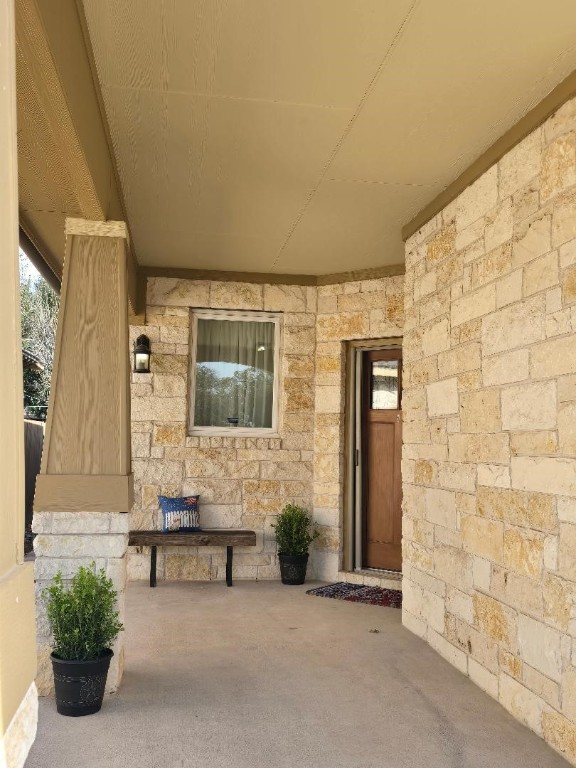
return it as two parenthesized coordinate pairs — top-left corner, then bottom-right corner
(402, 96), (576, 765)
(128, 274), (404, 581)
(0, 570), (37, 734)
(0, 0), (38, 761)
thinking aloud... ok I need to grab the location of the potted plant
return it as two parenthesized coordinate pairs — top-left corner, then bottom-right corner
(272, 504), (319, 585)
(43, 563), (124, 716)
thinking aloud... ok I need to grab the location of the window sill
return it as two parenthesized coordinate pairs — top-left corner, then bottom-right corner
(189, 428), (280, 438)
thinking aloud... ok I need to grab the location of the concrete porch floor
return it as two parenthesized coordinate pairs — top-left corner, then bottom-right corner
(26, 581), (570, 768)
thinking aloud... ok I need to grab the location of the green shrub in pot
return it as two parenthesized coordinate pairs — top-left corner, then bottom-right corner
(44, 564), (123, 716)
(272, 504), (318, 585)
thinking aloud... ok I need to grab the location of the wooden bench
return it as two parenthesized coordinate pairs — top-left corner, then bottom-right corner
(128, 529), (257, 587)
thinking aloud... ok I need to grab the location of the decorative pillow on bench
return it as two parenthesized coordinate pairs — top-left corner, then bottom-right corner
(158, 495), (201, 532)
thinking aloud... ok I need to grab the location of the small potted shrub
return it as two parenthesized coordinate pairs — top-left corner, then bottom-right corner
(272, 504), (318, 585)
(44, 564), (124, 716)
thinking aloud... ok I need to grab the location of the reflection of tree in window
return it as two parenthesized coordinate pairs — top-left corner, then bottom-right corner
(194, 318), (275, 428)
(371, 361), (398, 409)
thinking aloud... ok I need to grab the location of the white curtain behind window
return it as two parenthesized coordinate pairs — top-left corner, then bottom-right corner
(194, 319), (275, 428)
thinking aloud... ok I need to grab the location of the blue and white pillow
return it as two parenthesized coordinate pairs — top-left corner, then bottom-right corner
(158, 495), (201, 532)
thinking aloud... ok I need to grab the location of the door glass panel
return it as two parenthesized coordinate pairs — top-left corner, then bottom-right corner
(371, 360), (398, 409)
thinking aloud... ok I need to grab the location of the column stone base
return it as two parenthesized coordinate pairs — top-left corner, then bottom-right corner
(32, 511), (129, 696)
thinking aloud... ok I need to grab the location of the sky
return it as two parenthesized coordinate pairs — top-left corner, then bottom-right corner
(201, 361), (250, 378)
(19, 249), (40, 283)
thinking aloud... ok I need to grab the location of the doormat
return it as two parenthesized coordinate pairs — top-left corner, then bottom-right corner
(306, 582), (402, 609)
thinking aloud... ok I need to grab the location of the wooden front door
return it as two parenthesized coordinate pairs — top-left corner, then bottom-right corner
(362, 349), (402, 571)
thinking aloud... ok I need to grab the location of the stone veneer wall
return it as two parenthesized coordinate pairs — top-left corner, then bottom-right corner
(312, 276), (404, 578)
(128, 278), (317, 582)
(402, 97), (576, 764)
(128, 274), (404, 582)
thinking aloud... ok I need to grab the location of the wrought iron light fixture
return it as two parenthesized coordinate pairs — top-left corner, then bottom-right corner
(133, 334), (151, 373)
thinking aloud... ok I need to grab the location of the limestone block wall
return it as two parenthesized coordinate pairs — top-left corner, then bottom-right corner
(128, 278), (317, 582)
(312, 276), (404, 579)
(129, 273), (405, 582)
(402, 97), (576, 764)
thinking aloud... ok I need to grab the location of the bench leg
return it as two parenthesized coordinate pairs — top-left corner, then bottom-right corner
(226, 545), (233, 587)
(150, 545), (157, 588)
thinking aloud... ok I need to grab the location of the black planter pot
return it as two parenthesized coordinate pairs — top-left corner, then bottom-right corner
(278, 553), (309, 585)
(51, 649), (113, 717)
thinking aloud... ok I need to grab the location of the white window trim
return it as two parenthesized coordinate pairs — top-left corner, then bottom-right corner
(188, 308), (282, 436)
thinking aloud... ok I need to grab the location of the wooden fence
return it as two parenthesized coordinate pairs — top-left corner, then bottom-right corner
(24, 419), (44, 532)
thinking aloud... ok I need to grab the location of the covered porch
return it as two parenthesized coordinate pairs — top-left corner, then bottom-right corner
(25, 581), (570, 768)
(1, 0), (576, 766)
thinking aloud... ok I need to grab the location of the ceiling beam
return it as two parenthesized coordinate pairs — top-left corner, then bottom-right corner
(316, 263), (404, 285)
(141, 262), (404, 289)
(16, 0), (104, 220)
(15, 0), (142, 316)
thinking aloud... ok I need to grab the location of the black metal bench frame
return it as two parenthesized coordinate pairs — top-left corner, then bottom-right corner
(128, 529), (257, 587)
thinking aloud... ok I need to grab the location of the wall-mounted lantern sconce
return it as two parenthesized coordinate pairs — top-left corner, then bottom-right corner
(133, 334), (151, 373)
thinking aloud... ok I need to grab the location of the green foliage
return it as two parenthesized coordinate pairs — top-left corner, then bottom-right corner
(194, 363), (273, 428)
(272, 504), (319, 556)
(19, 254), (59, 420)
(43, 564), (124, 661)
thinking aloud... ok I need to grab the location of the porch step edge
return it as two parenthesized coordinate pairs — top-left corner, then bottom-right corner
(337, 570), (403, 592)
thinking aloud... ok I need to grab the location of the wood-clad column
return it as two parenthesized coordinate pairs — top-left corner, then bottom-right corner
(35, 218), (133, 511)
(0, 0), (38, 764)
(33, 218), (133, 696)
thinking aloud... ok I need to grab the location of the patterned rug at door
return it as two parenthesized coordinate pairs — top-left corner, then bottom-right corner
(306, 582), (402, 609)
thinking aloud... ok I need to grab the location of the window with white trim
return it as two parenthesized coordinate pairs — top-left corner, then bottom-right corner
(189, 309), (281, 435)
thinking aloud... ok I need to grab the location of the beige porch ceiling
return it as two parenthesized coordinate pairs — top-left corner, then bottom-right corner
(19, 0), (576, 277)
